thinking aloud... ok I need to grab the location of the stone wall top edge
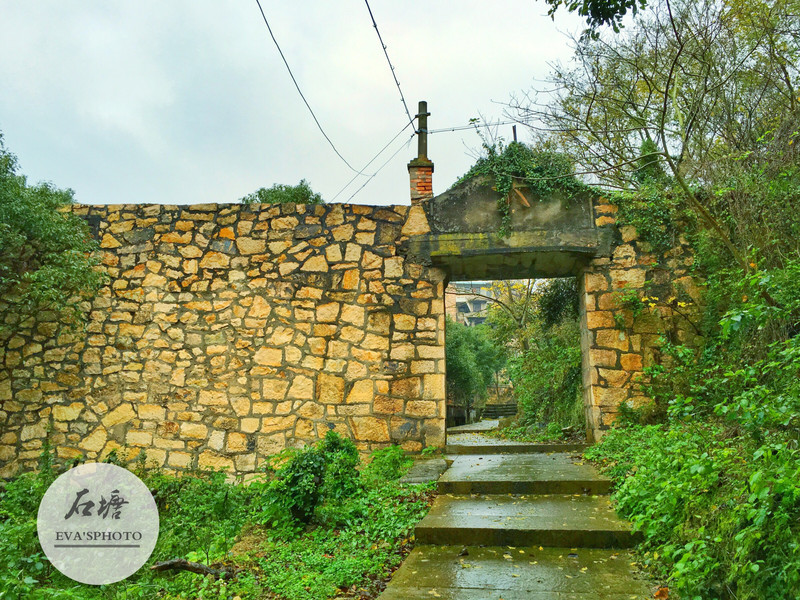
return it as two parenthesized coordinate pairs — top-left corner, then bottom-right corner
(72, 201), (412, 213)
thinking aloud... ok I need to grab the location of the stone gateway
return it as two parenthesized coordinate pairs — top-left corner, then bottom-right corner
(0, 161), (700, 477)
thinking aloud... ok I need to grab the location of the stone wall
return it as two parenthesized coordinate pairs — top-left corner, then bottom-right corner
(580, 201), (703, 440)
(0, 188), (705, 475)
(0, 202), (445, 478)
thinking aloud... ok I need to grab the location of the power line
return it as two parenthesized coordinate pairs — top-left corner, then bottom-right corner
(363, 0), (415, 127)
(346, 133), (416, 203)
(331, 121), (415, 202)
(428, 119), (518, 134)
(253, 0), (363, 175)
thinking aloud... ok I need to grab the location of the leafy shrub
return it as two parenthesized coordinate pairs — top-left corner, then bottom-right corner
(362, 445), (413, 488)
(260, 431), (361, 526)
(588, 423), (800, 599)
(445, 317), (504, 416)
(0, 135), (105, 332)
(509, 318), (583, 431)
(240, 179), (323, 205)
(0, 437), (431, 600)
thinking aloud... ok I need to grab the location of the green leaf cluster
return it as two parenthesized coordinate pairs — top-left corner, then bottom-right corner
(486, 278), (583, 438)
(587, 423), (800, 599)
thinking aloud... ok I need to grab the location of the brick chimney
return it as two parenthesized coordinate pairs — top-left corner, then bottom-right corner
(408, 101), (434, 205)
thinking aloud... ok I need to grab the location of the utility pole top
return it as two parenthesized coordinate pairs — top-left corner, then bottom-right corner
(416, 100), (431, 161)
(408, 100), (433, 204)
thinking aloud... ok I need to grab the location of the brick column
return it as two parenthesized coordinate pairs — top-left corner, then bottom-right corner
(408, 158), (434, 205)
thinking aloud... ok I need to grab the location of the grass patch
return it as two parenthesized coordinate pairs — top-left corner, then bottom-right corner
(585, 423), (800, 599)
(0, 434), (435, 600)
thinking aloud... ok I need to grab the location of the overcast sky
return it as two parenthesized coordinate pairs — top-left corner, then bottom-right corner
(0, 1), (584, 207)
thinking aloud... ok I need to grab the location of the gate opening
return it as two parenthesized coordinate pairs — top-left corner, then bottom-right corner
(444, 277), (586, 443)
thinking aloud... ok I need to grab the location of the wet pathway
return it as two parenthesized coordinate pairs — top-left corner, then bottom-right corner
(380, 423), (652, 599)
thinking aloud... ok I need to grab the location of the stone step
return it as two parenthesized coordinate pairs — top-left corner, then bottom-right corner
(482, 403), (518, 418)
(415, 493), (638, 548)
(379, 545), (651, 599)
(446, 443), (589, 455)
(437, 453), (611, 495)
(447, 420), (500, 434)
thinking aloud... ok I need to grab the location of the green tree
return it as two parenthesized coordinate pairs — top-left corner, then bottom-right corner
(515, 0), (800, 272)
(0, 135), (104, 332)
(445, 318), (504, 419)
(240, 179), (323, 205)
(544, 0), (648, 35)
(485, 279), (583, 432)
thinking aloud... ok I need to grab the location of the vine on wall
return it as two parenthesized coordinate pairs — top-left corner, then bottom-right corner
(454, 140), (591, 236)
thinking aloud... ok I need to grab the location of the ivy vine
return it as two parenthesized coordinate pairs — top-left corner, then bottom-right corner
(455, 140), (591, 236)
(614, 187), (687, 259)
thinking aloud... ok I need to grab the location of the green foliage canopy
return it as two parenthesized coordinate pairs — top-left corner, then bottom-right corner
(488, 279), (583, 432)
(544, 0), (648, 34)
(0, 135), (104, 331)
(240, 179), (323, 205)
(445, 318), (504, 411)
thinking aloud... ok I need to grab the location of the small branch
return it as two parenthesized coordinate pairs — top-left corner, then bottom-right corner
(150, 558), (238, 580)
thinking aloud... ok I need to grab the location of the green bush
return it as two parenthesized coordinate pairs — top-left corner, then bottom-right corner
(588, 423), (800, 599)
(239, 179), (323, 205)
(258, 431), (362, 526)
(509, 318), (583, 431)
(0, 135), (105, 332)
(0, 436), (432, 600)
(362, 445), (413, 488)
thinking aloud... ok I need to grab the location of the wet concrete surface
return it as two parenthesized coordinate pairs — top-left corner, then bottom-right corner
(446, 430), (588, 454)
(447, 420), (501, 434)
(416, 493), (638, 548)
(400, 458), (449, 484)
(379, 430), (650, 598)
(438, 453), (611, 495)
(380, 546), (652, 599)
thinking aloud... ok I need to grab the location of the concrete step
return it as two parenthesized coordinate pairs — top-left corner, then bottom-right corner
(379, 545), (651, 599)
(482, 403), (518, 418)
(415, 493), (639, 548)
(446, 443), (589, 455)
(437, 454), (611, 495)
(447, 420), (499, 434)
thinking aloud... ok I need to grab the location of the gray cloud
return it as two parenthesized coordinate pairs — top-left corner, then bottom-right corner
(0, 1), (584, 206)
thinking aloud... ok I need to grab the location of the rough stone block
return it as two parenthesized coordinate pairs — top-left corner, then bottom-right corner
(79, 427), (107, 453)
(253, 347), (282, 366)
(405, 400), (437, 417)
(53, 403), (84, 422)
(593, 386), (629, 408)
(595, 329), (630, 352)
(180, 422), (208, 439)
(351, 416), (390, 442)
(316, 302), (340, 323)
(374, 395), (403, 414)
(586, 311), (615, 330)
(102, 403), (136, 428)
(198, 451), (234, 470)
(598, 368), (631, 387)
(620, 353), (644, 371)
(584, 273), (608, 293)
(589, 349), (618, 368)
(312, 373), (343, 407)
(346, 380), (374, 404)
